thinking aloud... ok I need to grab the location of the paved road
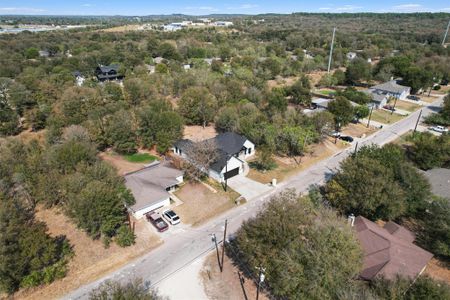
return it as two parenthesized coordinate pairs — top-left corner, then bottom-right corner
(64, 96), (444, 300)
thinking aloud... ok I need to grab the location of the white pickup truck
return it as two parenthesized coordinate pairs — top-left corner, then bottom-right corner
(429, 125), (449, 133)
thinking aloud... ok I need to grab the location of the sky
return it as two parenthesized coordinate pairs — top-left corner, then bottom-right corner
(0, 1), (449, 16)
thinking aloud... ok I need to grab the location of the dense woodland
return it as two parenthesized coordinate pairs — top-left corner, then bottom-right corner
(1, 13), (450, 295)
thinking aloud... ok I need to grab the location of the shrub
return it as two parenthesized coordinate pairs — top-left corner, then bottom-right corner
(115, 225), (136, 247)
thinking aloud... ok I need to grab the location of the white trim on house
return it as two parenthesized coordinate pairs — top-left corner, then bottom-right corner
(131, 197), (171, 219)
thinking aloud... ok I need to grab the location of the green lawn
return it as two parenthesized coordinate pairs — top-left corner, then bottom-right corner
(123, 153), (158, 163)
(318, 90), (336, 96)
(370, 110), (404, 124)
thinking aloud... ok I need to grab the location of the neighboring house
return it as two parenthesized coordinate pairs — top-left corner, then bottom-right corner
(183, 64), (191, 70)
(364, 90), (389, 109)
(347, 52), (357, 60)
(423, 168), (450, 199)
(369, 80), (411, 100)
(39, 50), (49, 57)
(173, 132), (255, 182)
(72, 71), (85, 87)
(95, 64), (123, 81)
(214, 21), (233, 27)
(154, 57), (164, 64)
(311, 97), (360, 111)
(311, 98), (331, 110)
(124, 161), (183, 219)
(145, 64), (156, 74)
(353, 216), (432, 281)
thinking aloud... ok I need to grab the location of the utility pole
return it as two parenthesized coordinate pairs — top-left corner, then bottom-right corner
(256, 267), (265, 300)
(220, 219), (228, 272)
(327, 27), (336, 73)
(212, 234), (222, 272)
(367, 105), (374, 128)
(354, 141), (359, 155)
(391, 97), (398, 115)
(442, 19), (450, 46)
(414, 109), (423, 134)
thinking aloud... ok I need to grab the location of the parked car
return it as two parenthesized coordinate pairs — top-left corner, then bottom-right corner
(407, 95), (420, 101)
(163, 209), (180, 225)
(429, 125), (449, 133)
(383, 105), (395, 111)
(330, 131), (341, 137)
(146, 212), (169, 232)
(339, 135), (354, 142)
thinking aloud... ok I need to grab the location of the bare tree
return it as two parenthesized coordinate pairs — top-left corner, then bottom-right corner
(183, 139), (219, 180)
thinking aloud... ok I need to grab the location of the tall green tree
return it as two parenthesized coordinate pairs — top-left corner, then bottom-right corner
(328, 97), (355, 127)
(235, 190), (362, 299)
(178, 86), (217, 128)
(325, 156), (406, 220)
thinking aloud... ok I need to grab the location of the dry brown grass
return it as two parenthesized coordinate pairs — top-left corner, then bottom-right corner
(15, 206), (162, 300)
(247, 138), (348, 184)
(392, 100), (421, 112)
(420, 95), (439, 103)
(370, 109), (404, 124)
(173, 181), (240, 226)
(183, 125), (217, 142)
(341, 122), (378, 138)
(100, 25), (141, 32)
(99, 151), (150, 176)
(267, 75), (299, 89)
(201, 253), (269, 300)
(425, 258), (450, 285)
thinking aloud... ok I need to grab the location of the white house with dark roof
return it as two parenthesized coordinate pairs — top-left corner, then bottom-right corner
(369, 80), (411, 100)
(124, 162), (183, 219)
(173, 132), (255, 182)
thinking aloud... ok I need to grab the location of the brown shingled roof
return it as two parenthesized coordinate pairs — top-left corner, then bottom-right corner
(354, 216), (433, 281)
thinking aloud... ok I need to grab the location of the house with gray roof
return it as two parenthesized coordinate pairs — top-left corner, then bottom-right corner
(124, 161), (183, 219)
(354, 216), (432, 281)
(363, 90), (389, 109)
(95, 64), (123, 82)
(173, 132), (255, 182)
(369, 80), (411, 100)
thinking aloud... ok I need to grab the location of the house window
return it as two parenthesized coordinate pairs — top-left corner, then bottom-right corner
(248, 148), (252, 154)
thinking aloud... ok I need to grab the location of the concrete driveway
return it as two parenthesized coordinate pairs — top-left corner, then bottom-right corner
(227, 174), (272, 200)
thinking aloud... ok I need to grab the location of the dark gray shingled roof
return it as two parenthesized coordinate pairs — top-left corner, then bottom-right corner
(174, 132), (249, 173)
(124, 162), (183, 212)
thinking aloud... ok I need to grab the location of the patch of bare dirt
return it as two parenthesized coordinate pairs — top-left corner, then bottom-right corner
(425, 258), (450, 285)
(201, 253), (269, 300)
(98, 151), (146, 175)
(341, 123), (378, 138)
(16, 206), (162, 300)
(183, 125), (217, 142)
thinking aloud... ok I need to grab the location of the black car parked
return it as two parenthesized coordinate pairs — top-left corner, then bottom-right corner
(339, 135), (354, 142)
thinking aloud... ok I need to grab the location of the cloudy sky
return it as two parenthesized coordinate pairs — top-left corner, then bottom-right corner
(0, 0), (449, 15)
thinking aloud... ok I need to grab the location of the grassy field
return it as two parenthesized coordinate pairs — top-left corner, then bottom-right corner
(123, 153), (158, 163)
(370, 109), (404, 124)
(315, 89), (336, 96)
